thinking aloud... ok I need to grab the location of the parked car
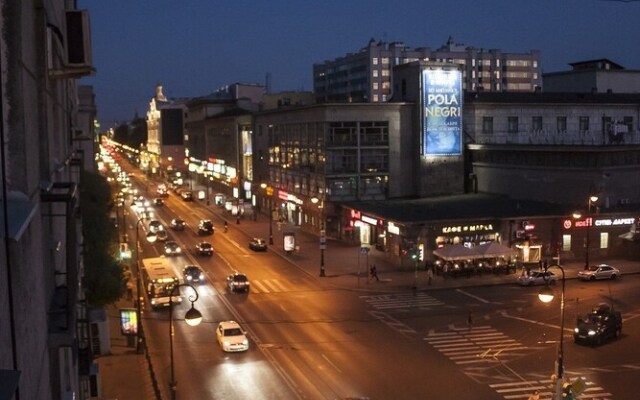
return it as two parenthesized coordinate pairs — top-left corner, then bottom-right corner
(197, 219), (214, 235)
(516, 270), (557, 286)
(574, 303), (622, 345)
(226, 272), (250, 293)
(215, 321), (249, 352)
(578, 264), (621, 281)
(183, 265), (205, 284)
(249, 237), (267, 251)
(196, 242), (213, 256)
(170, 218), (186, 231)
(163, 241), (182, 256)
(153, 197), (164, 206)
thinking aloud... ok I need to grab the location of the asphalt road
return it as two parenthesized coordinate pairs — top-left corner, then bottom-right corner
(121, 167), (640, 400)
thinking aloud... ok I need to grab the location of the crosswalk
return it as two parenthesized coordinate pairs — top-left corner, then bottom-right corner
(489, 378), (612, 399)
(424, 325), (613, 399)
(359, 292), (446, 310)
(423, 325), (537, 367)
(237, 278), (316, 294)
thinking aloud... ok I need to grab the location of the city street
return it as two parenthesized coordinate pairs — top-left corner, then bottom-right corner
(104, 162), (640, 400)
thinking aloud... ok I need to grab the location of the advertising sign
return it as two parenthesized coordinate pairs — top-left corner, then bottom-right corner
(423, 69), (462, 156)
(283, 232), (296, 252)
(119, 308), (138, 336)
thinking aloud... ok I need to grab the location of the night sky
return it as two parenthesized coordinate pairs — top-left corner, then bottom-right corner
(78, 0), (640, 130)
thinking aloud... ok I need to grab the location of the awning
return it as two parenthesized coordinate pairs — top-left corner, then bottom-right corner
(619, 231), (640, 242)
(433, 244), (479, 261)
(476, 242), (518, 258)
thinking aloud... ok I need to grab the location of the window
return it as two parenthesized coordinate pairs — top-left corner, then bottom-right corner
(372, 82), (379, 90)
(372, 94), (379, 102)
(372, 57), (379, 65)
(562, 234), (571, 252)
(482, 117), (493, 134)
(623, 116), (633, 133)
(381, 57), (389, 65)
(579, 116), (589, 132)
(508, 117), (519, 133)
(381, 69), (389, 77)
(532, 116), (543, 132)
(372, 70), (379, 78)
(557, 116), (567, 133)
(600, 232), (608, 249)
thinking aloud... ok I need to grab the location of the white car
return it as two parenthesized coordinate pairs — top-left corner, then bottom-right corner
(216, 321), (249, 352)
(578, 264), (621, 281)
(516, 270), (557, 286)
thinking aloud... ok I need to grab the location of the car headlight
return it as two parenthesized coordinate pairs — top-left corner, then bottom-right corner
(176, 248), (181, 253)
(574, 328), (579, 333)
(186, 275), (192, 281)
(223, 341), (230, 347)
(588, 330), (596, 336)
(165, 249), (171, 254)
(199, 274), (204, 280)
(242, 339), (249, 345)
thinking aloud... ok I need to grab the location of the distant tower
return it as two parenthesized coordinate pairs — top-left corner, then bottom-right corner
(155, 84), (167, 102)
(265, 73), (272, 94)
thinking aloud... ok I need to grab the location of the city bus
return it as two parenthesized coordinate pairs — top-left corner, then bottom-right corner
(141, 256), (181, 309)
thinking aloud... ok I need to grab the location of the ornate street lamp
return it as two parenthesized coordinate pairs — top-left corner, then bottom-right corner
(135, 218), (157, 353)
(169, 283), (202, 400)
(538, 264), (566, 400)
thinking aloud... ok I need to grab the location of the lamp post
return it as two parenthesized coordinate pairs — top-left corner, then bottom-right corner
(538, 264), (566, 400)
(261, 183), (275, 245)
(312, 197), (326, 277)
(584, 195), (599, 270)
(168, 283), (202, 400)
(135, 218), (157, 353)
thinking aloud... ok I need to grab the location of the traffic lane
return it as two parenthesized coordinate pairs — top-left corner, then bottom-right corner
(142, 281), (299, 400)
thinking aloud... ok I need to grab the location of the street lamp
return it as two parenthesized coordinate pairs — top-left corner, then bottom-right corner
(135, 218), (157, 353)
(261, 183), (274, 245)
(312, 197), (326, 277)
(538, 264), (566, 400)
(169, 283), (202, 400)
(585, 195), (599, 270)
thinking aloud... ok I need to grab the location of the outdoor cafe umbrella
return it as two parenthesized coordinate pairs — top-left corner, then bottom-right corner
(476, 242), (517, 258)
(432, 244), (479, 261)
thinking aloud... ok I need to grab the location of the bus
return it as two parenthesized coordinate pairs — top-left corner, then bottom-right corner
(141, 256), (181, 309)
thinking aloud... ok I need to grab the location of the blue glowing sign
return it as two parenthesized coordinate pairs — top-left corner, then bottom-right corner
(423, 69), (462, 156)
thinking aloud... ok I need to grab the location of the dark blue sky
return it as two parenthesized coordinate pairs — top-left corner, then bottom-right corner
(79, 0), (640, 130)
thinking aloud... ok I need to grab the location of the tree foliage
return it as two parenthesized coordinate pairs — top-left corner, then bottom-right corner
(112, 116), (147, 149)
(80, 170), (125, 307)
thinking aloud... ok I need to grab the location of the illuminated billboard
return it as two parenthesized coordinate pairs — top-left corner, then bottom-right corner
(423, 69), (462, 156)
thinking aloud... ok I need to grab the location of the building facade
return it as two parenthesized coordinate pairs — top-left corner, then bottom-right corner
(313, 37), (541, 103)
(1, 2), (95, 399)
(543, 59), (640, 94)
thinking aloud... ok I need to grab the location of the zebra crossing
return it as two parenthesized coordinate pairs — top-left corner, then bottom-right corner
(489, 378), (612, 399)
(245, 278), (315, 294)
(423, 325), (540, 367)
(359, 292), (446, 310)
(424, 325), (613, 399)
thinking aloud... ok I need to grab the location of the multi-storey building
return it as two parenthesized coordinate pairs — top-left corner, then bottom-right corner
(313, 37), (541, 103)
(1, 2), (95, 399)
(543, 59), (640, 94)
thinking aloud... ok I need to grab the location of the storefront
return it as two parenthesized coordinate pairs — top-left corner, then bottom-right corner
(560, 214), (639, 260)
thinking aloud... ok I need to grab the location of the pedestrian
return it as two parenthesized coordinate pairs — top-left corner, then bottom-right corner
(427, 267), (433, 285)
(126, 280), (134, 300)
(442, 263), (449, 279)
(527, 390), (540, 400)
(370, 265), (379, 282)
(467, 310), (473, 329)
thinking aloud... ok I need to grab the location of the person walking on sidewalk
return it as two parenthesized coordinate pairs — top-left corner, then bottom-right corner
(467, 310), (474, 329)
(370, 265), (379, 282)
(427, 267), (434, 285)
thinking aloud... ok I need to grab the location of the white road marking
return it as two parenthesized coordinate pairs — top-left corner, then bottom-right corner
(455, 288), (491, 303)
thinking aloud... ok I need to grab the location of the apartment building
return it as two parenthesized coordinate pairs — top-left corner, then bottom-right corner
(1, 2), (95, 399)
(313, 37), (541, 103)
(543, 58), (640, 93)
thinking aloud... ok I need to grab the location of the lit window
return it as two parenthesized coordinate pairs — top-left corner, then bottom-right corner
(562, 235), (571, 252)
(381, 69), (389, 77)
(373, 82), (379, 90)
(372, 57), (379, 65)
(600, 232), (608, 249)
(373, 70), (379, 77)
(372, 94), (379, 102)
(381, 57), (389, 64)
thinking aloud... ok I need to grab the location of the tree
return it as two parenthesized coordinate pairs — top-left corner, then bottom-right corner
(80, 170), (124, 306)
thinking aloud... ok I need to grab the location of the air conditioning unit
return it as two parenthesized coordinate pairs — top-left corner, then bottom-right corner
(66, 10), (92, 68)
